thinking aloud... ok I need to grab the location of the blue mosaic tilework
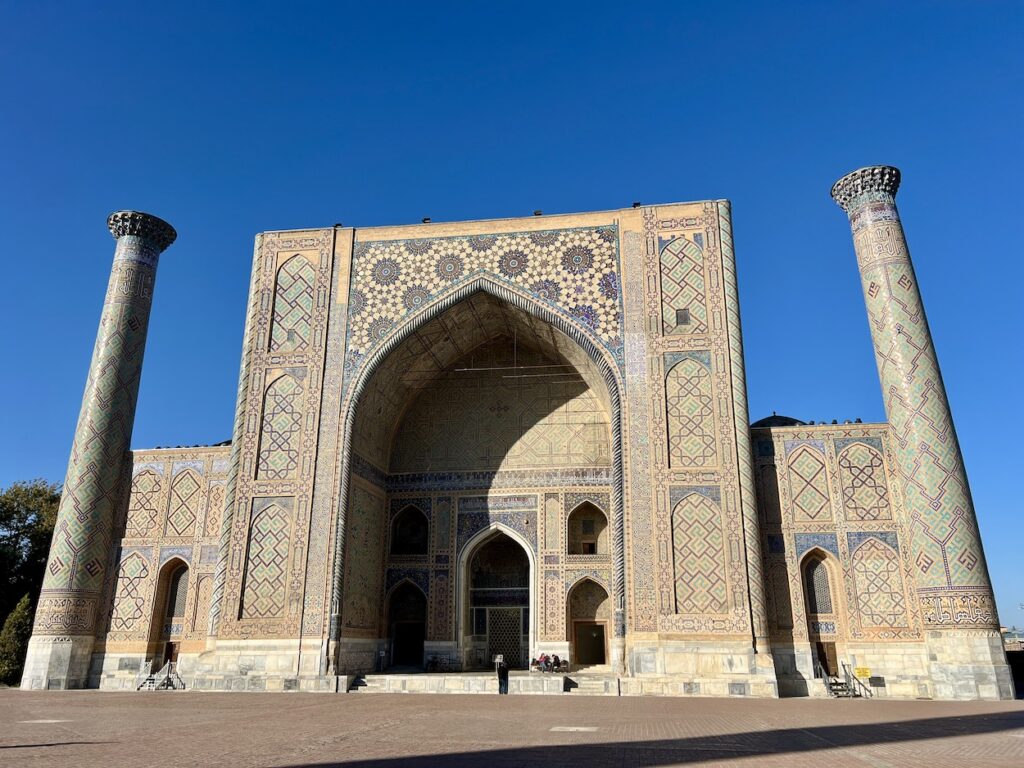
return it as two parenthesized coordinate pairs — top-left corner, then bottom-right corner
(794, 533), (839, 558)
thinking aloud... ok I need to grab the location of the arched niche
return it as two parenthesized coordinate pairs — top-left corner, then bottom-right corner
(457, 525), (535, 670)
(566, 577), (611, 667)
(566, 501), (609, 555)
(390, 505), (429, 556)
(799, 548), (842, 677)
(149, 558), (190, 664)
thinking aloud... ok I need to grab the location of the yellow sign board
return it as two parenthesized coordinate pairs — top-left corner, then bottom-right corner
(854, 667), (871, 678)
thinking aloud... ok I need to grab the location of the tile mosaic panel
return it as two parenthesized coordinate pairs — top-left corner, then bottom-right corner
(670, 492), (727, 614)
(270, 254), (316, 352)
(659, 235), (708, 334)
(240, 500), (293, 620)
(347, 226), (623, 371)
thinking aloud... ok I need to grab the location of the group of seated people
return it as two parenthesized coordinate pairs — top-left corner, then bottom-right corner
(530, 653), (568, 673)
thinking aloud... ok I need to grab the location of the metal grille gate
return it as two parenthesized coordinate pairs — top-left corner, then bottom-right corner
(487, 608), (522, 668)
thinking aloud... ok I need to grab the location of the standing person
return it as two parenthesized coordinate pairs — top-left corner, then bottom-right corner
(497, 659), (509, 695)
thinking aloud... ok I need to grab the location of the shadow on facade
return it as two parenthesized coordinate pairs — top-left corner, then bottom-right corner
(274, 710), (1024, 767)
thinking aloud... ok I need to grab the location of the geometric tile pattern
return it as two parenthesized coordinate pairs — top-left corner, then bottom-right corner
(125, 470), (161, 538)
(270, 255), (316, 352)
(671, 493), (727, 614)
(257, 374), (304, 480)
(851, 537), (908, 627)
(754, 421), (925, 643)
(838, 175), (996, 627)
(204, 482), (226, 538)
(110, 551), (150, 632)
(165, 470), (201, 537)
(347, 226), (622, 366)
(665, 359), (717, 468)
(35, 234), (162, 636)
(240, 502), (291, 620)
(794, 533), (839, 559)
(837, 442), (891, 521)
(788, 446), (831, 521)
(101, 447), (229, 648)
(659, 235), (707, 334)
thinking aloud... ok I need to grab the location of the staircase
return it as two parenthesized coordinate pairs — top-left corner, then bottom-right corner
(816, 661), (872, 699)
(136, 661), (186, 691)
(564, 675), (618, 696)
(350, 674), (387, 693)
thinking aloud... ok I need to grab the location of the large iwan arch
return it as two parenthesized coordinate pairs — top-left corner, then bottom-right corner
(330, 276), (624, 674)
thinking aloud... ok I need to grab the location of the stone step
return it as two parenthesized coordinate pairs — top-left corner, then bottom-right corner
(565, 676), (619, 695)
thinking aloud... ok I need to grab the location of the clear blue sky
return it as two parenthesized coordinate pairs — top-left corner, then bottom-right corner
(2, 3), (1021, 626)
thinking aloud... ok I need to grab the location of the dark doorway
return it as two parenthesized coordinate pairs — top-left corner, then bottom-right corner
(469, 533), (530, 669)
(815, 641), (839, 677)
(164, 642), (180, 664)
(574, 623), (606, 665)
(388, 582), (427, 668)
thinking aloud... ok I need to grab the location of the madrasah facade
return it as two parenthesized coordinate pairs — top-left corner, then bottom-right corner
(21, 166), (1014, 700)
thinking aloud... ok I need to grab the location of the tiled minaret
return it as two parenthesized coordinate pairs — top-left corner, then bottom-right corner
(832, 167), (1012, 699)
(21, 211), (176, 689)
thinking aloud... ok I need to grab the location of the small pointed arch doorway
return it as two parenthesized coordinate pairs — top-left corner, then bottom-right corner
(567, 577), (611, 667)
(386, 581), (427, 669)
(149, 558), (189, 664)
(800, 548), (842, 677)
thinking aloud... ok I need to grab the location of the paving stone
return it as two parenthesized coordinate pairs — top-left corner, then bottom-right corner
(1, 689), (1022, 767)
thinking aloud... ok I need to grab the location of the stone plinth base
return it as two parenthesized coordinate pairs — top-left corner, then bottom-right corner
(625, 639), (778, 698)
(926, 630), (1015, 701)
(20, 635), (95, 690)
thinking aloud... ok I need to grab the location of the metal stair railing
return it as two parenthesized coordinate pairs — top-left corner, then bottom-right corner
(841, 663), (872, 699)
(136, 661), (186, 691)
(814, 660), (838, 696)
(134, 659), (157, 691)
(815, 660), (857, 697)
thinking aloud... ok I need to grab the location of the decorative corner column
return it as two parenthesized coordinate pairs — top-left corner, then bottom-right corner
(717, 201), (772, 659)
(22, 211), (175, 690)
(832, 167), (1013, 700)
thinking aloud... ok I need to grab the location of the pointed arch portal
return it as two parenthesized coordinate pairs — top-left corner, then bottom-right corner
(331, 278), (624, 672)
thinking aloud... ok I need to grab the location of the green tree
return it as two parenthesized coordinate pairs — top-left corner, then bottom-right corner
(0, 480), (60, 622)
(0, 594), (34, 685)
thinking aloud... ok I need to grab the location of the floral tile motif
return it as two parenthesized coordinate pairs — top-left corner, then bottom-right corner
(347, 225), (622, 366)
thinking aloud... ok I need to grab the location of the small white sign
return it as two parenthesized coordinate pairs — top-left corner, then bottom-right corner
(550, 726), (599, 732)
(494, 654), (504, 663)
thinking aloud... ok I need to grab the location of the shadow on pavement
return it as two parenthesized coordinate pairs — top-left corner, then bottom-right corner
(279, 710), (1024, 767)
(0, 741), (115, 749)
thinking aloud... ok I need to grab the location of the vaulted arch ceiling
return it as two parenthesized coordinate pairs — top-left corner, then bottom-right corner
(351, 291), (612, 470)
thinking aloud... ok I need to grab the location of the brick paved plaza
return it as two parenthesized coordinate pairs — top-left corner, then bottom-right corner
(2, 691), (1022, 767)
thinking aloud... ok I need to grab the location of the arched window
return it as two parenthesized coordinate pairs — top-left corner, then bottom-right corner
(390, 506), (429, 555)
(567, 502), (608, 555)
(803, 556), (832, 614)
(165, 565), (189, 619)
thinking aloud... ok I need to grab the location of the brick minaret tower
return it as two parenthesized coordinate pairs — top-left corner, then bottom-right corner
(832, 167), (1012, 699)
(22, 211), (175, 689)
